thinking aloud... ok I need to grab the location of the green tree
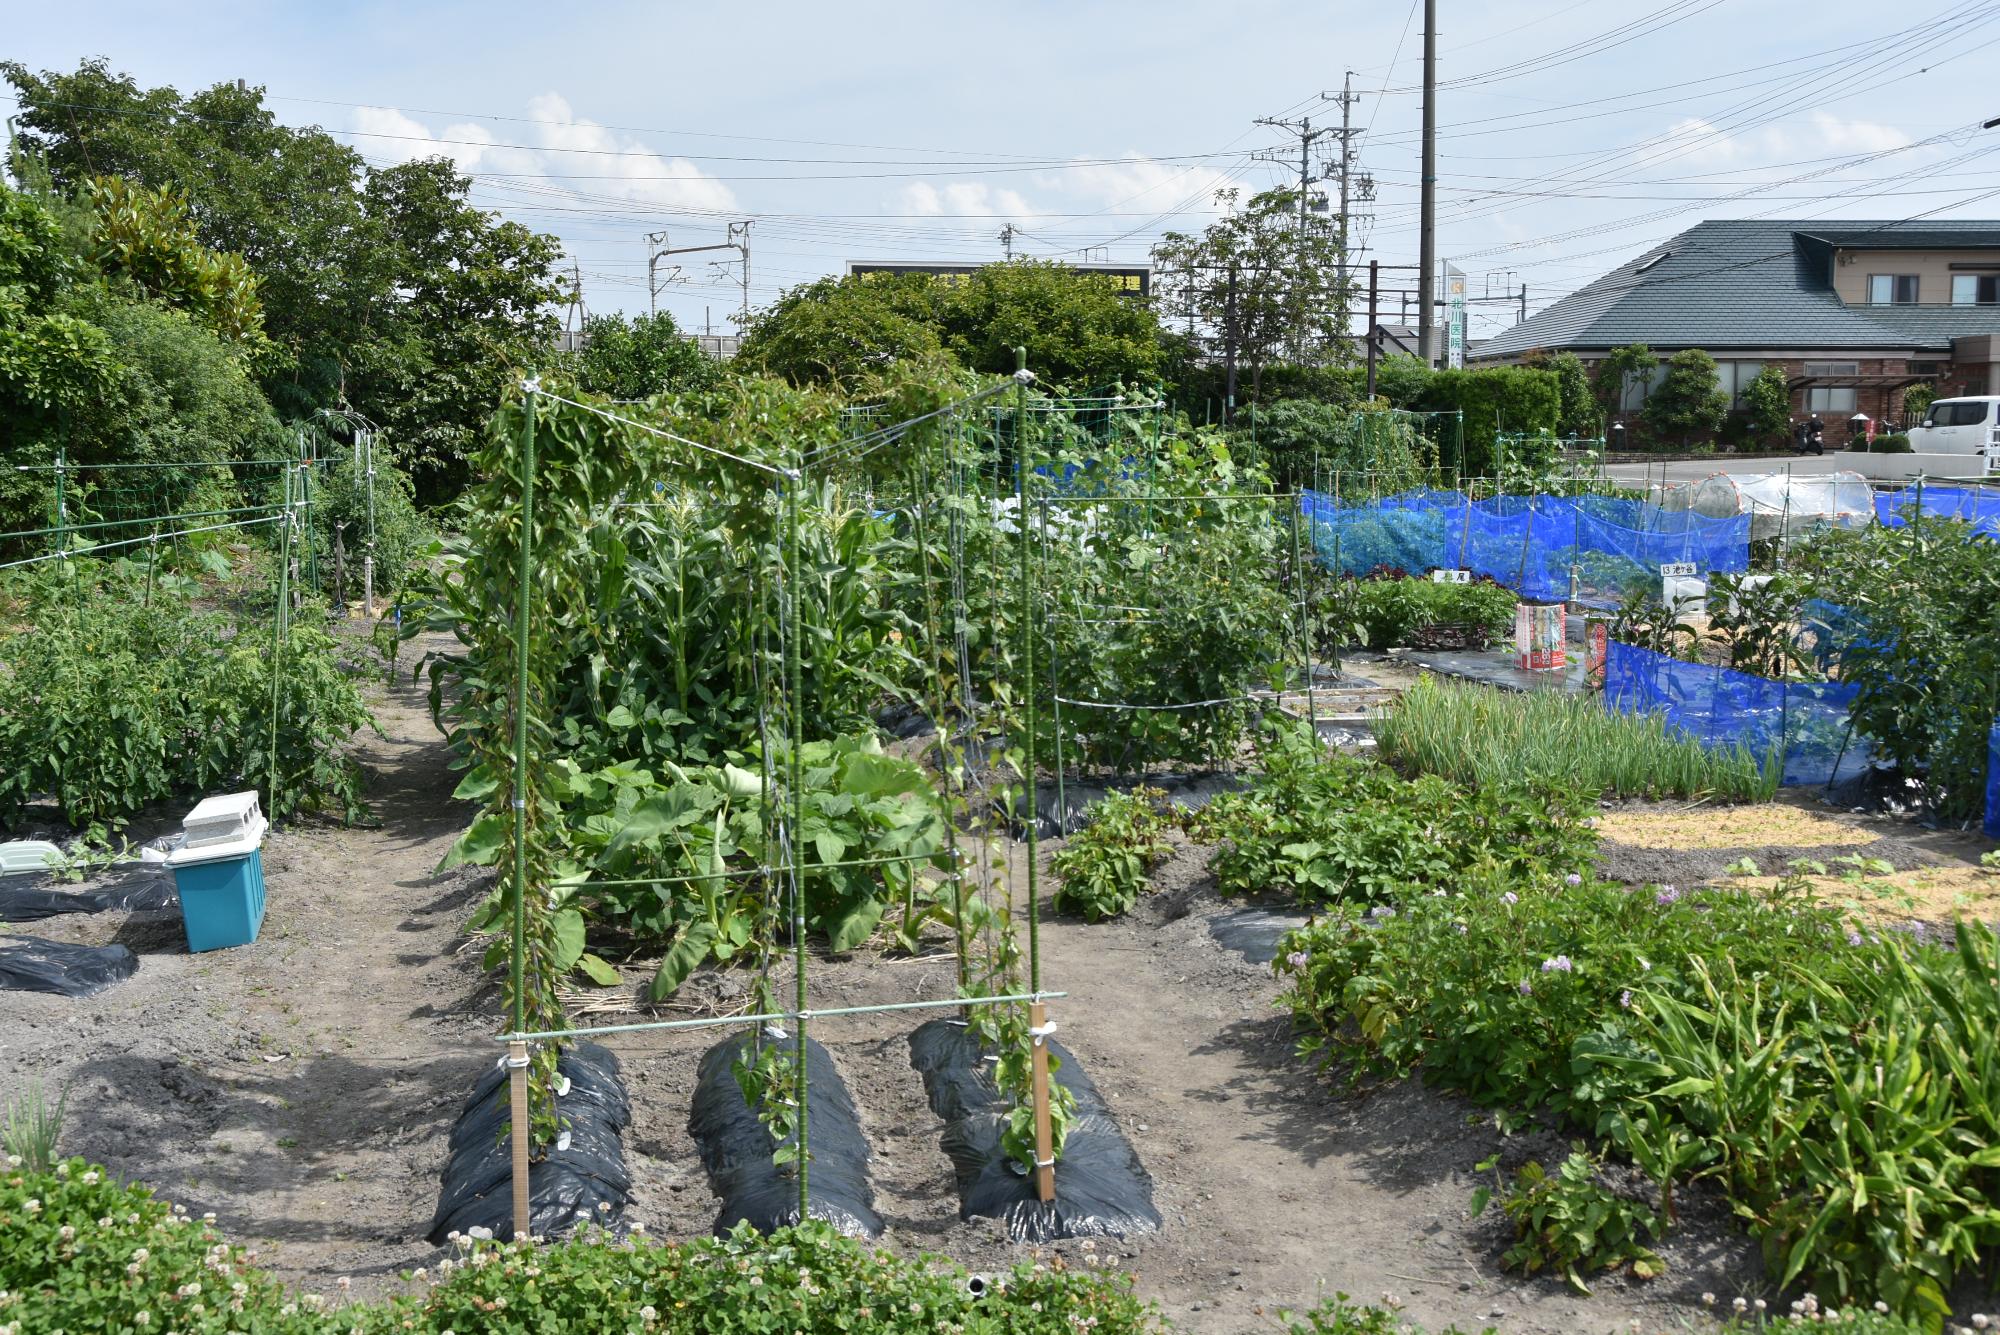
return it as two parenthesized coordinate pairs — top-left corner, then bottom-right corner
(1589, 344), (1657, 422)
(1153, 187), (1349, 405)
(1549, 352), (1598, 437)
(83, 176), (268, 352)
(938, 259), (1161, 388)
(1738, 364), (1792, 446)
(1642, 348), (1729, 446)
(1371, 353), (1434, 408)
(1419, 366), (1560, 478)
(561, 310), (719, 400)
(342, 157), (565, 502)
(1902, 382), (1937, 426)
(735, 272), (948, 391)
(3, 61), (567, 499)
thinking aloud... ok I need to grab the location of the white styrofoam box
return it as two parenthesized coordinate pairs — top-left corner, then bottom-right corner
(166, 813), (267, 869)
(1662, 575), (1707, 616)
(0, 840), (65, 875)
(180, 791), (265, 851)
(1727, 573), (1772, 616)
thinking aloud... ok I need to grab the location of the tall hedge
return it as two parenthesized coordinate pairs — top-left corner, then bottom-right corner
(1418, 366), (1560, 479)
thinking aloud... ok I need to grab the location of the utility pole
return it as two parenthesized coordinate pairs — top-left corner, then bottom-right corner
(999, 223), (1017, 260)
(1321, 73), (1372, 307)
(1417, 0), (1439, 366)
(1254, 110), (1335, 360)
(645, 230), (670, 316)
(1520, 282), (1528, 324)
(1366, 259), (1381, 400)
(727, 221), (753, 327)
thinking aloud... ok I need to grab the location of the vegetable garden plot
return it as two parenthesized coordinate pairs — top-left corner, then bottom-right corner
(1301, 487), (1750, 605)
(410, 366), (1176, 1244)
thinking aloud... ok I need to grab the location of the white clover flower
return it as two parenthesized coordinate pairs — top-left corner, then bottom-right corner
(81, 1171), (98, 1185)
(55, 1163), (69, 1179)
(135, 1314), (150, 1327)
(640, 1305), (658, 1323)
(58, 1226), (74, 1242)
(21, 1200), (38, 1215)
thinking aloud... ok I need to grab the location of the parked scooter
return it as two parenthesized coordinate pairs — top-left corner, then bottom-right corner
(1790, 414), (1825, 456)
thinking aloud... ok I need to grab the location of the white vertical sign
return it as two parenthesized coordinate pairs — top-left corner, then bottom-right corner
(1446, 263), (1467, 369)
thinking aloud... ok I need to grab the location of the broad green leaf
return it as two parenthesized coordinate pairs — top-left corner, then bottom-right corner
(828, 896), (884, 954)
(576, 952), (623, 987)
(651, 920), (718, 1000)
(550, 908), (587, 972)
(438, 810), (509, 870)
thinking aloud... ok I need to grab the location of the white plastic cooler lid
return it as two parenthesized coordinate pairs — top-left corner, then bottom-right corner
(166, 814), (267, 869)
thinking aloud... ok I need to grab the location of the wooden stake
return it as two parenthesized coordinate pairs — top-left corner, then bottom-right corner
(1028, 1002), (1056, 1203)
(507, 1040), (532, 1240)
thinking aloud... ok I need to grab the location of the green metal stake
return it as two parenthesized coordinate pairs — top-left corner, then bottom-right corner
(510, 385), (539, 1041)
(1289, 499), (1318, 721)
(1014, 348), (1042, 994)
(785, 469), (811, 1219)
(268, 465), (294, 820)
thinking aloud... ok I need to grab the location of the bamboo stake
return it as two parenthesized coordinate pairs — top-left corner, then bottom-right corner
(1028, 1001), (1056, 1203)
(507, 1040), (532, 1239)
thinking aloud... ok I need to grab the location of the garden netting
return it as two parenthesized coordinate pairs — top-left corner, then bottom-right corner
(1301, 490), (1751, 604)
(1874, 484), (2000, 539)
(1603, 641), (1874, 787)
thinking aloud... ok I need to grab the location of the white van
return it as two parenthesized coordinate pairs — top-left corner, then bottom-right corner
(1908, 396), (2000, 462)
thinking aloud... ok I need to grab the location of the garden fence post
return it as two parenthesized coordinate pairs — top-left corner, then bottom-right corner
(268, 465), (294, 820)
(1015, 348), (1042, 994)
(1028, 1000), (1057, 1203)
(785, 472), (812, 1218)
(363, 430), (378, 617)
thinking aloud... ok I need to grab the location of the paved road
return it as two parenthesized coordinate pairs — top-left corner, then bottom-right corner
(1601, 453), (1863, 487)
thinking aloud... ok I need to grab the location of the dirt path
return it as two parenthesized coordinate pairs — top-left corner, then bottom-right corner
(3, 643), (1796, 1333)
(0, 629), (491, 1290)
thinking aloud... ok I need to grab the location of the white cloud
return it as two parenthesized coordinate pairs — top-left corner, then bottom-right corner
(897, 180), (1035, 218)
(349, 94), (737, 212)
(1648, 112), (1916, 171)
(1045, 156), (1241, 214)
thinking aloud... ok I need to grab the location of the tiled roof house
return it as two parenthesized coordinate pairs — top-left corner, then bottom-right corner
(1471, 219), (2000, 445)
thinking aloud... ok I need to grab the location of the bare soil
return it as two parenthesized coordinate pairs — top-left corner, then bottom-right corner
(19, 635), (1996, 1333)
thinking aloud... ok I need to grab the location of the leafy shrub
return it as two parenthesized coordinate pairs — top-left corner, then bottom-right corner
(1193, 721), (1596, 907)
(1868, 432), (1912, 454)
(1277, 866), (2000, 1322)
(1282, 1293), (1490, 1334)
(0, 1157), (1164, 1334)
(1472, 1150), (1664, 1293)
(1051, 786), (1174, 921)
(1791, 515), (2000, 822)
(0, 559), (374, 825)
(312, 447), (430, 603)
(1332, 575), (1516, 651)
(1377, 675), (1777, 801)
(448, 733), (953, 998)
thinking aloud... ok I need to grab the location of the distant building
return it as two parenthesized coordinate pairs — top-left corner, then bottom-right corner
(844, 259), (1152, 299)
(1472, 219), (2000, 445)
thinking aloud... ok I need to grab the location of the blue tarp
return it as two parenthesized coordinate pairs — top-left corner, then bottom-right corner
(1603, 641), (1873, 787)
(1301, 489), (1751, 604)
(1875, 484), (2000, 539)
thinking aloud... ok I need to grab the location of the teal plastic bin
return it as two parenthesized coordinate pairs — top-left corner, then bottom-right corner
(167, 792), (269, 952)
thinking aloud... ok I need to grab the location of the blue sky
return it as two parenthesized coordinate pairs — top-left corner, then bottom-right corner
(8, 0), (2000, 341)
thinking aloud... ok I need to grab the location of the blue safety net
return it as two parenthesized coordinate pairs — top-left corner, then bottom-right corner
(1988, 722), (2000, 839)
(1603, 641), (1873, 787)
(1875, 484), (2000, 538)
(1301, 489), (1750, 604)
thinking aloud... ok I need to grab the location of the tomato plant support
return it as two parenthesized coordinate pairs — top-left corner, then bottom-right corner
(507, 381), (539, 1237)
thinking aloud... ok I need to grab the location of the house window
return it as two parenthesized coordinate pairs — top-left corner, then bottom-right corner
(1867, 274), (1919, 304)
(1804, 361), (1858, 415)
(1951, 274), (2000, 305)
(1715, 360), (1763, 408)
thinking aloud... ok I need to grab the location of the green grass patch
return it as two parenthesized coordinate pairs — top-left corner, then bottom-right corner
(1376, 674), (1777, 802)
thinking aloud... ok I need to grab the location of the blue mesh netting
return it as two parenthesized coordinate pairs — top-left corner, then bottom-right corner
(1603, 641), (1872, 787)
(1988, 722), (2000, 839)
(1875, 485), (2000, 538)
(1301, 490), (1750, 604)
